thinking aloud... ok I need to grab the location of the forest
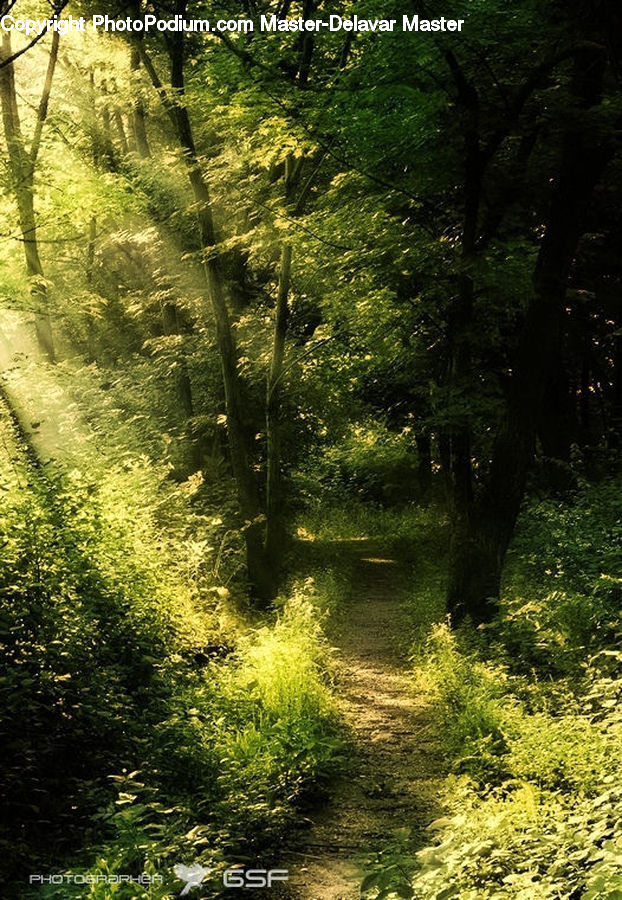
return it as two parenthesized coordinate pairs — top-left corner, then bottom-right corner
(0, 0), (621, 898)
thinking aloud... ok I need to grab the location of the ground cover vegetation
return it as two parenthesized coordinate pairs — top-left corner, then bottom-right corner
(0, 0), (620, 897)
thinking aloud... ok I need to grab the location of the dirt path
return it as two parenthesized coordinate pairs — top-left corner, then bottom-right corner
(284, 542), (443, 899)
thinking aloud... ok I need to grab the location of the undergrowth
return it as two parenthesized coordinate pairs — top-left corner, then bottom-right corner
(0, 401), (345, 899)
(363, 475), (622, 900)
(32, 589), (344, 900)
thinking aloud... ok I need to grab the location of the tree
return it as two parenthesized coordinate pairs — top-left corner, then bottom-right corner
(444, 7), (618, 622)
(134, 11), (280, 600)
(0, 28), (60, 361)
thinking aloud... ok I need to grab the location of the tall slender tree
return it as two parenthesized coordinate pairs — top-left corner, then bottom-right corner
(0, 29), (60, 362)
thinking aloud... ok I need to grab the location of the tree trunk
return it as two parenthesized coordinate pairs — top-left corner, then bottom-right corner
(444, 51), (482, 615)
(580, 330), (592, 445)
(0, 32), (58, 363)
(85, 216), (97, 362)
(609, 332), (622, 448)
(448, 518), (505, 624)
(449, 43), (611, 623)
(19, 187), (55, 362)
(297, 0), (317, 87)
(99, 81), (116, 169)
(538, 361), (573, 463)
(130, 46), (151, 158)
(161, 300), (203, 471)
(416, 432), (432, 498)
(436, 431), (452, 501)
(113, 109), (129, 155)
(265, 243), (292, 568)
(136, 24), (275, 601)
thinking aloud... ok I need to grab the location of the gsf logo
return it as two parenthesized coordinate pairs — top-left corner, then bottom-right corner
(222, 868), (289, 888)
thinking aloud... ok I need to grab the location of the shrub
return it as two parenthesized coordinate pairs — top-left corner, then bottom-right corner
(399, 475), (622, 900)
(499, 476), (622, 676)
(414, 623), (511, 782)
(28, 584), (345, 899)
(409, 780), (622, 900)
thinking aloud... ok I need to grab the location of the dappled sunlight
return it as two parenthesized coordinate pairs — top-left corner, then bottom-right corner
(0, 309), (100, 468)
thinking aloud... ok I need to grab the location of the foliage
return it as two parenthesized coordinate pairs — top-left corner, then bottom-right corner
(377, 477), (622, 900)
(414, 624), (511, 782)
(361, 829), (418, 900)
(39, 589), (343, 900)
(0, 405), (198, 882)
(310, 420), (421, 505)
(298, 497), (444, 546)
(0, 0), (621, 896)
(411, 780), (622, 900)
(497, 476), (622, 674)
(0, 396), (343, 896)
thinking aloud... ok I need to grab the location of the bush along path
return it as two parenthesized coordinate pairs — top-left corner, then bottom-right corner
(284, 541), (443, 900)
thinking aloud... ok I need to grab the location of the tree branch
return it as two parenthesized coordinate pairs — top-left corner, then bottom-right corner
(0, 2), (68, 69)
(30, 30), (60, 165)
